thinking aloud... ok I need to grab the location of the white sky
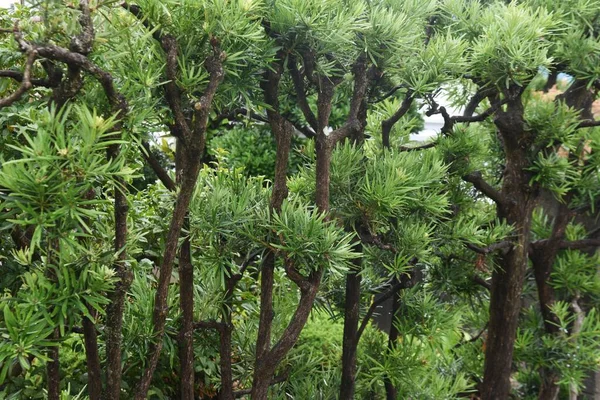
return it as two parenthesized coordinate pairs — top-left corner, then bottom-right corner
(0, 0), (17, 8)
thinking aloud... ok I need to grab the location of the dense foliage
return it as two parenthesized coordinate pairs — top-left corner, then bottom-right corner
(0, 0), (599, 399)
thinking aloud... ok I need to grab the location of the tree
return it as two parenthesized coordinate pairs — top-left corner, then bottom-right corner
(1, 0), (599, 399)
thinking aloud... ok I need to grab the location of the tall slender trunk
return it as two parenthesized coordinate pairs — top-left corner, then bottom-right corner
(218, 271), (236, 400)
(47, 328), (61, 400)
(135, 152), (202, 399)
(82, 308), (102, 400)
(383, 279), (401, 400)
(179, 235), (195, 400)
(339, 244), (362, 400)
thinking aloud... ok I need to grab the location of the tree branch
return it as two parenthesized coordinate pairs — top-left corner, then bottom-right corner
(577, 119), (600, 128)
(381, 92), (413, 148)
(0, 50), (36, 108)
(398, 141), (436, 152)
(532, 238), (600, 250)
(462, 171), (506, 206)
(288, 56), (318, 132)
(233, 373), (288, 398)
(465, 241), (512, 255)
(356, 279), (405, 343)
(140, 141), (176, 191)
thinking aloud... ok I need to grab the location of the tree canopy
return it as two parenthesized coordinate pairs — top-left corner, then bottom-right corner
(0, 0), (599, 399)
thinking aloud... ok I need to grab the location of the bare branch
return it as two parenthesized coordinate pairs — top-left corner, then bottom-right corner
(532, 238), (600, 250)
(288, 56), (318, 132)
(577, 119), (600, 128)
(462, 171), (506, 206)
(233, 373), (288, 398)
(471, 275), (491, 291)
(398, 141), (436, 152)
(356, 280), (405, 342)
(465, 241), (512, 255)
(381, 92), (414, 149)
(140, 141), (176, 191)
(0, 50), (36, 108)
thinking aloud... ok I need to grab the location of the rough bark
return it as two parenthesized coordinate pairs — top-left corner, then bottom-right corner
(384, 281), (401, 400)
(481, 93), (537, 400)
(82, 308), (102, 400)
(339, 247), (362, 400)
(47, 329), (60, 400)
(179, 234), (195, 400)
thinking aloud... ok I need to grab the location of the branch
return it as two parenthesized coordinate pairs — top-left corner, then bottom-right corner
(140, 141), (176, 191)
(0, 50), (36, 108)
(454, 323), (488, 348)
(122, 3), (191, 141)
(369, 84), (408, 104)
(194, 320), (226, 332)
(451, 101), (505, 124)
(381, 92), (414, 148)
(398, 141), (436, 152)
(577, 119), (600, 128)
(231, 249), (263, 284)
(463, 87), (495, 118)
(465, 240), (512, 255)
(462, 171), (506, 206)
(288, 56), (318, 132)
(0, 69), (57, 88)
(471, 275), (491, 291)
(283, 259), (310, 291)
(233, 373), (288, 398)
(356, 280), (405, 342)
(532, 238), (600, 250)
(327, 57), (370, 145)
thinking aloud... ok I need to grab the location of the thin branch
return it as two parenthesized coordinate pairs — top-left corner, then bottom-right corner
(356, 280), (405, 342)
(454, 322), (489, 348)
(451, 101), (505, 124)
(398, 141), (436, 152)
(577, 119), (600, 128)
(369, 84), (407, 104)
(462, 171), (506, 206)
(465, 241), (512, 255)
(283, 259), (310, 291)
(0, 50), (36, 108)
(288, 56), (318, 132)
(194, 320), (226, 332)
(471, 275), (491, 291)
(231, 249), (263, 284)
(140, 141), (176, 191)
(0, 69), (57, 88)
(381, 92), (414, 148)
(463, 87), (495, 118)
(233, 373), (288, 398)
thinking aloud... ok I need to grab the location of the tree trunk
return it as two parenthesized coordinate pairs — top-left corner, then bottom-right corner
(218, 268), (236, 400)
(135, 147), (202, 399)
(384, 279), (401, 400)
(339, 253), (362, 400)
(47, 328), (60, 400)
(179, 235), (195, 400)
(482, 95), (536, 400)
(82, 308), (102, 400)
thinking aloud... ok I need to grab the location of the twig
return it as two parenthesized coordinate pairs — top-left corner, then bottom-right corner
(465, 241), (512, 255)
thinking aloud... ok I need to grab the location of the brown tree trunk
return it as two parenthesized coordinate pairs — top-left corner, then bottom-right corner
(47, 328), (61, 400)
(179, 235), (195, 400)
(384, 279), (401, 400)
(82, 308), (102, 400)
(339, 252), (362, 400)
(482, 95), (536, 399)
(218, 270), (236, 400)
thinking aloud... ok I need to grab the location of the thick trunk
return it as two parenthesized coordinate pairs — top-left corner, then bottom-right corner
(339, 259), (362, 400)
(82, 308), (102, 400)
(315, 137), (332, 213)
(384, 280), (401, 400)
(482, 96), (536, 399)
(179, 236), (195, 400)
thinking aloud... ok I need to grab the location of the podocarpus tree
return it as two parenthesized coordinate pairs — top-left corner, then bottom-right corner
(431, 1), (600, 398)
(2, 0), (600, 399)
